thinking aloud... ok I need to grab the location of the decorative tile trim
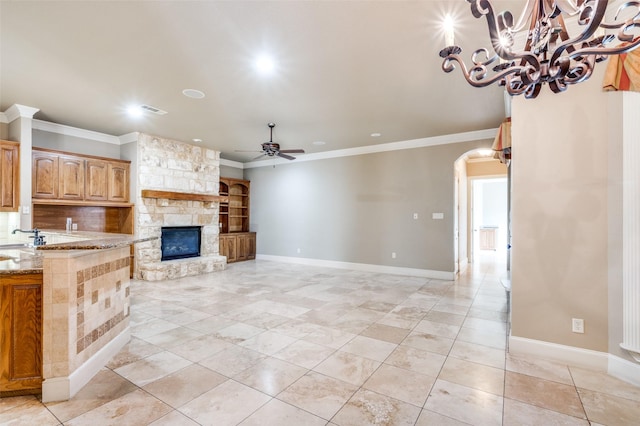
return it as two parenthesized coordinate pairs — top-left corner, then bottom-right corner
(76, 310), (127, 354)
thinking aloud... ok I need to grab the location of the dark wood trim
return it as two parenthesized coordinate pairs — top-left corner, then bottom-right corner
(141, 189), (228, 203)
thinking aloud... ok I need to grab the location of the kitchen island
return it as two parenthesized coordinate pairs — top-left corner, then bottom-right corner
(0, 231), (154, 402)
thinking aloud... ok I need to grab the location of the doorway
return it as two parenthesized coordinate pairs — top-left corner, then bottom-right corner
(470, 177), (509, 273)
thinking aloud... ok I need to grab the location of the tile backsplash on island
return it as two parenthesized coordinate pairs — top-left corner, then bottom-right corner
(134, 134), (226, 281)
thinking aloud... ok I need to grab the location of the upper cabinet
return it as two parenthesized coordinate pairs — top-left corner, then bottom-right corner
(32, 148), (130, 204)
(0, 140), (20, 212)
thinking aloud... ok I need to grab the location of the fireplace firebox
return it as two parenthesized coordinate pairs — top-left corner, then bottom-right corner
(161, 226), (202, 261)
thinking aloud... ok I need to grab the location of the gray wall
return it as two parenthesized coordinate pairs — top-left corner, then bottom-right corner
(33, 129), (121, 158)
(245, 140), (491, 273)
(220, 165), (244, 180)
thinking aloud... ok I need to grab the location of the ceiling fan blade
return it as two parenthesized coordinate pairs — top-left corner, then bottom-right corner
(235, 150), (262, 153)
(252, 153), (268, 160)
(277, 152), (296, 160)
(279, 149), (305, 154)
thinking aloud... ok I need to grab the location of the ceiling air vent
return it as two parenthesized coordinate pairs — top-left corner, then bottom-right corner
(140, 104), (168, 115)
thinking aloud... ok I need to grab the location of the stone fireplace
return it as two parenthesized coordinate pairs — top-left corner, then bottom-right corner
(134, 133), (226, 281)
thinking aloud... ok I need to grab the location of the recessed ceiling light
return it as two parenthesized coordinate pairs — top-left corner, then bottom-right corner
(193, 138), (203, 143)
(126, 105), (143, 118)
(312, 141), (326, 146)
(255, 54), (275, 74)
(183, 89), (205, 99)
(371, 132), (381, 137)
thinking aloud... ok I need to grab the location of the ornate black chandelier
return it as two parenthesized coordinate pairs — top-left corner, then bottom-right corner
(439, 0), (640, 98)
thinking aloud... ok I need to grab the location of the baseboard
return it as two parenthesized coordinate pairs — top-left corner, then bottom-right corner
(458, 257), (469, 275)
(608, 354), (640, 387)
(42, 327), (131, 403)
(508, 335), (609, 371)
(256, 254), (455, 280)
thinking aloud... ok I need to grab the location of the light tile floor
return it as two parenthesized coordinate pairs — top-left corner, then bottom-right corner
(2, 257), (640, 425)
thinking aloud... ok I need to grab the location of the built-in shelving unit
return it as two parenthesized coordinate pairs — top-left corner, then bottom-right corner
(218, 178), (255, 263)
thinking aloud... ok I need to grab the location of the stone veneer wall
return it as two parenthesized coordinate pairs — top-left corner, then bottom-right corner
(135, 133), (226, 281)
(42, 247), (130, 380)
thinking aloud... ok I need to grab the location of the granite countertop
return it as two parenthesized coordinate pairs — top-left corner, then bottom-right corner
(0, 230), (156, 275)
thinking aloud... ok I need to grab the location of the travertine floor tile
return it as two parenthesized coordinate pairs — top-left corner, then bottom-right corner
(360, 323), (410, 344)
(148, 409), (201, 425)
(438, 356), (505, 396)
(363, 363), (436, 407)
(578, 388), (640, 425)
(45, 368), (137, 422)
(273, 339), (335, 369)
(504, 371), (585, 418)
(142, 364), (227, 408)
(114, 350), (192, 387)
(503, 398), (589, 425)
(424, 379), (503, 426)
(239, 398), (326, 426)
(313, 350), (381, 386)
(506, 353), (574, 385)
(385, 345), (447, 377)
(331, 388), (421, 426)
(178, 379), (271, 426)
(340, 335), (397, 362)
(277, 371), (357, 419)
(0, 397), (61, 426)
(570, 365), (640, 401)
(65, 389), (171, 426)
(233, 357), (307, 396)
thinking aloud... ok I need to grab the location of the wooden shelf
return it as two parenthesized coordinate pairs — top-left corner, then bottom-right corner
(141, 190), (228, 203)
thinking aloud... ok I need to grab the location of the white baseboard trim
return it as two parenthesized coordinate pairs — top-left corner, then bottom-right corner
(608, 354), (640, 387)
(42, 327), (130, 403)
(256, 254), (455, 280)
(508, 335), (609, 371)
(457, 257), (469, 275)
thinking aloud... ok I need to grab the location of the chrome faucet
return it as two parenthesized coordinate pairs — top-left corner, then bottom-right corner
(12, 228), (47, 246)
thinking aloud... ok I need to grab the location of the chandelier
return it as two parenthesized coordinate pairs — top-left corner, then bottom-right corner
(439, 0), (640, 98)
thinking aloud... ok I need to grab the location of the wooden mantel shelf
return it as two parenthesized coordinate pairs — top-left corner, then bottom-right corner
(141, 190), (228, 203)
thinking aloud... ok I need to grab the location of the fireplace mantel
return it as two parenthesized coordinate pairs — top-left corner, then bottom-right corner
(141, 189), (228, 203)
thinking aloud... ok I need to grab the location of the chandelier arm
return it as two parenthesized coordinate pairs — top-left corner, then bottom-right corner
(441, 54), (524, 87)
(600, 2), (640, 29)
(568, 33), (640, 57)
(549, 0), (610, 65)
(554, 0), (583, 15)
(505, 0), (539, 33)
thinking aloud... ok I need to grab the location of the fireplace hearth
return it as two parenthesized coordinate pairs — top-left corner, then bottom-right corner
(161, 226), (202, 261)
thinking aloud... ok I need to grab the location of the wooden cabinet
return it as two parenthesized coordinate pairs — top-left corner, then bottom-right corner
(219, 178), (255, 263)
(108, 162), (129, 202)
(32, 148), (130, 204)
(0, 272), (43, 396)
(59, 154), (85, 200)
(219, 232), (256, 263)
(85, 159), (108, 201)
(32, 150), (59, 199)
(0, 140), (19, 212)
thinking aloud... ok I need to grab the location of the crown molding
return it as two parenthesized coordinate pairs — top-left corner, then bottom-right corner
(119, 132), (139, 144)
(3, 104), (40, 122)
(220, 158), (244, 169)
(243, 128), (499, 169)
(32, 119), (121, 145)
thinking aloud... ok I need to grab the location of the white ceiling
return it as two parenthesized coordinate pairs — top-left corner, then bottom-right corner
(0, 1), (515, 162)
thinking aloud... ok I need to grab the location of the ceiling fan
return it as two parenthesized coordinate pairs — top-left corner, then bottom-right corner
(238, 123), (305, 161)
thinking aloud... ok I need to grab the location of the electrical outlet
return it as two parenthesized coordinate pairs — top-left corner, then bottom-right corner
(413, 213), (419, 219)
(391, 252), (396, 259)
(572, 318), (584, 333)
